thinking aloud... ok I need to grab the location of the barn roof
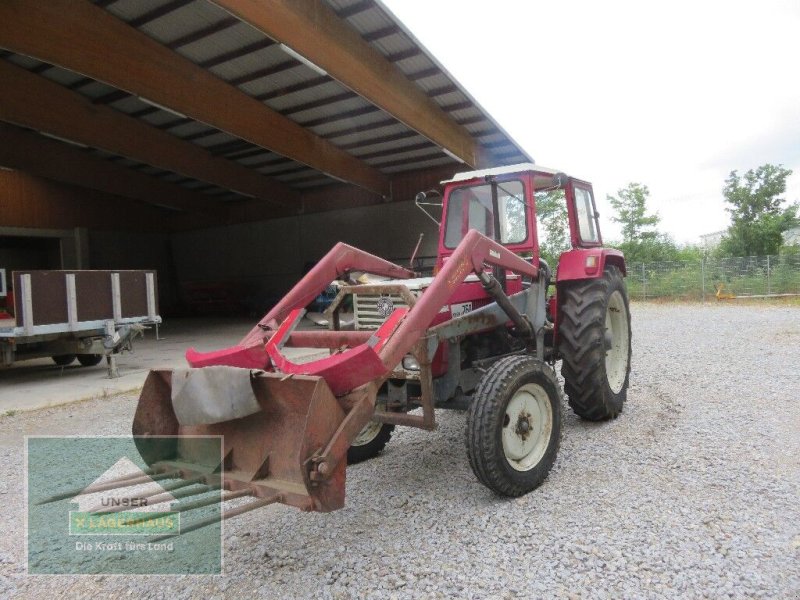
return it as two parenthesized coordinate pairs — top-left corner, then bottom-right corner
(0, 0), (532, 224)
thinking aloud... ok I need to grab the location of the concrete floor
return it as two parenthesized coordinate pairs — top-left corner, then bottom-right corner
(0, 317), (327, 414)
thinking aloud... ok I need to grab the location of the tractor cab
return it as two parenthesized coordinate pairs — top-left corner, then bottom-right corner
(435, 164), (603, 261)
(424, 163), (621, 284)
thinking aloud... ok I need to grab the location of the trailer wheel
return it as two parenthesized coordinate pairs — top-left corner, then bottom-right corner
(559, 265), (631, 421)
(466, 355), (562, 496)
(77, 354), (104, 367)
(52, 355), (76, 366)
(347, 422), (395, 464)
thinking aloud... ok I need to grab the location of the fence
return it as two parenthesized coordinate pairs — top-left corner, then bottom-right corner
(626, 254), (800, 300)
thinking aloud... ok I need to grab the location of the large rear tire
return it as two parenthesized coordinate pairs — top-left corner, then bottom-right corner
(559, 265), (631, 421)
(347, 422), (394, 464)
(466, 355), (562, 497)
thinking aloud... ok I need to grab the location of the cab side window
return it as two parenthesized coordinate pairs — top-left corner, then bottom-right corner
(574, 187), (600, 244)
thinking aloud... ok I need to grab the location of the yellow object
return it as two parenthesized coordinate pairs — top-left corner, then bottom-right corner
(715, 283), (736, 300)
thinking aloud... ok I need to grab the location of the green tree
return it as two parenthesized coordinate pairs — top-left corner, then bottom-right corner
(674, 244), (705, 262)
(718, 164), (798, 257)
(607, 183), (674, 262)
(534, 189), (570, 266)
(617, 234), (679, 263)
(607, 183), (660, 243)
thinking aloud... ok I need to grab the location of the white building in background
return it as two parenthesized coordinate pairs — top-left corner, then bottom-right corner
(699, 230), (726, 250)
(783, 226), (800, 246)
(702, 227), (800, 249)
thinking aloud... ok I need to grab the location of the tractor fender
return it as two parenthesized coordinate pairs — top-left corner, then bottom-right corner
(555, 248), (626, 283)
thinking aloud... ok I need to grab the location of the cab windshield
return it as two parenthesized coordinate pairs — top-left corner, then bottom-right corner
(443, 180), (527, 248)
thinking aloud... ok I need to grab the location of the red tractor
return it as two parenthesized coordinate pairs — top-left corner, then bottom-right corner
(131, 163), (631, 531)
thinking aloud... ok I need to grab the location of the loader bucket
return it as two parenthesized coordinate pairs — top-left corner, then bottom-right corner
(132, 367), (352, 513)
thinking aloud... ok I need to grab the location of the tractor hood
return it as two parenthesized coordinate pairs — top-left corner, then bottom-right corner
(372, 276), (434, 291)
(348, 273), (497, 293)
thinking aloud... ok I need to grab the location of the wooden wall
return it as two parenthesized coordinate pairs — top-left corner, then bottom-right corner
(0, 169), (174, 232)
(0, 164), (461, 315)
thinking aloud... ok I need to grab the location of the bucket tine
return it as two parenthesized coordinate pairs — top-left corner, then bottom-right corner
(149, 494), (281, 543)
(104, 467), (157, 482)
(170, 482), (221, 499)
(87, 476), (213, 514)
(155, 474), (211, 493)
(119, 478), (212, 512)
(36, 470), (180, 505)
(172, 489), (251, 515)
(123, 489), (246, 527)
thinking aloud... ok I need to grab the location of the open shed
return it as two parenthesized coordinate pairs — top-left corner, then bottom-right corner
(0, 0), (531, 314)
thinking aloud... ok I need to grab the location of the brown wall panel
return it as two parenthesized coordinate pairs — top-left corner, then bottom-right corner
(0, 170), (177, 232)
(119, 270), (152, 318)
(73, 271), (114, 322)
(222, 164), (458, 227)
(0, 162), (458, 234)
(12, 271), (68, 326)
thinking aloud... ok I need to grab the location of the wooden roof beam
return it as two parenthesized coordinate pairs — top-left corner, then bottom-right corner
(0, 0), (389, 196)
(92, 38), (278, 105)
(0, 124), (225, 215)
(212, 0), (491, 168)
(0, 60), (299, 210)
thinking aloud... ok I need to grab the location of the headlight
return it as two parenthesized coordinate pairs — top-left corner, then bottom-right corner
(401, 355), (420, 370)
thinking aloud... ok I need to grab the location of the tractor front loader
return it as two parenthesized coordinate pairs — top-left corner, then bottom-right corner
(128, 163), (632, 535)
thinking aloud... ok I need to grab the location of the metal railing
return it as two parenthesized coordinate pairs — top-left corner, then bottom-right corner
(625, 254), (800, 300)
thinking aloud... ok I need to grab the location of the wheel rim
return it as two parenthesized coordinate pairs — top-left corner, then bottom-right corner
(352, 421), (383, 447)
(605, 290), (630, 394)
(502, 383), (553, 472)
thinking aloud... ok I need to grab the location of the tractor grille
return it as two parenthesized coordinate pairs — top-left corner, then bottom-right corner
(352, 293), (410, 330)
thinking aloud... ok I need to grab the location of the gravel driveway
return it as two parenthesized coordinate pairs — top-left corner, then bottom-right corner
(1, 303), (798, 598)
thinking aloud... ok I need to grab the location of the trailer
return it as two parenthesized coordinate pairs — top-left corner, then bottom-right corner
(0, 269), (161, 377)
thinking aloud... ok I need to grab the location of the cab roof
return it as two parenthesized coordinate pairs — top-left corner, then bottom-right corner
(442, 163), (561, 185)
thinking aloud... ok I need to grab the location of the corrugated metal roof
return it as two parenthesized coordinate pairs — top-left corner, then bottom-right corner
(103, 0), (167, 22)
(136, 1), (227, 43)
(1, 0), (532, 210)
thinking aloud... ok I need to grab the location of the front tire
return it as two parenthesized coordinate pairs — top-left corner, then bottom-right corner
(559, 265), (631, 421)
(347, 422), (394, 464)
(466, 355), (562, 497)
(52, 355), (76, 366)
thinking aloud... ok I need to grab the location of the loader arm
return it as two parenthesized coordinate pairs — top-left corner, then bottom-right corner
(196, 229), (539, 387)
(187, 231), (536, 372)
(186, 242), (414, 369)
(378, 229), (537, 369)
(242, 242), (415, 345)
(131, 230), (541, 523)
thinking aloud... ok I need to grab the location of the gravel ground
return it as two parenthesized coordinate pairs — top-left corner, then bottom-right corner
(0, 303), (798, 598)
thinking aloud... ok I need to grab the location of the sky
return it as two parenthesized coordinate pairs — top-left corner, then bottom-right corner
(382, 0), (800, 244)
